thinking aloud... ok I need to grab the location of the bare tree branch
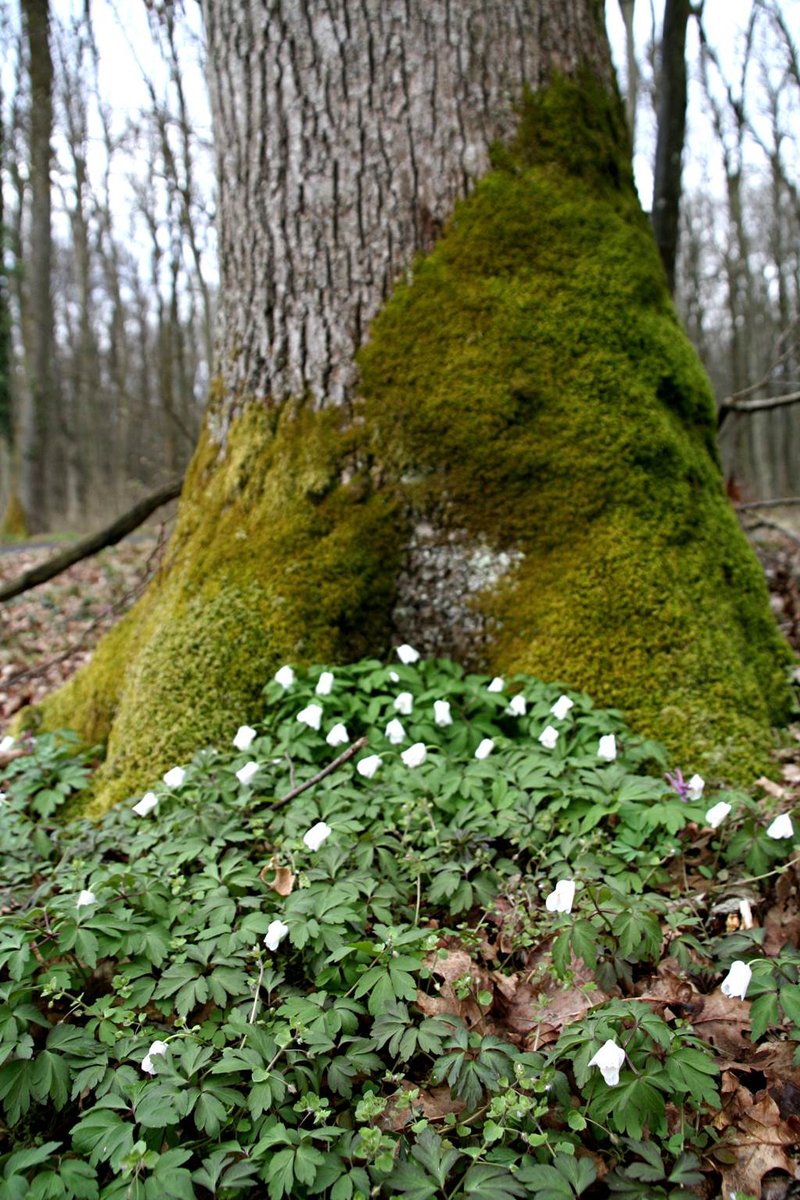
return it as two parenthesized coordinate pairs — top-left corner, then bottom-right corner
(718, 389), (800, 428)
(737, 497), (800, 512)
(0, 476), (182, 603)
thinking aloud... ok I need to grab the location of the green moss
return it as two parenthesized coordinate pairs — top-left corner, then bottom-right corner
(35, 71), (793, 801)
(358, 80), (794, 778)
(1, 492), (28, 540)
(36, 401), (405, 812)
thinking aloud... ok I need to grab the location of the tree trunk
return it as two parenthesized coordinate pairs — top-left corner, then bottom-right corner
(19, 0), (60, 531)
(33, 0), (793, 810)
(651, 0), (690, 294)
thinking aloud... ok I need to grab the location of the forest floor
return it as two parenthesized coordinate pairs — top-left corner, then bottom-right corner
(2, 518), (800, 1197)
(0, 525), (170, 725)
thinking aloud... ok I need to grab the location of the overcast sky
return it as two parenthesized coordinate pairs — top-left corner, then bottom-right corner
(37, 1), (800, 245)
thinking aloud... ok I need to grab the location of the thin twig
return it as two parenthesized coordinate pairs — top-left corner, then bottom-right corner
(273, 736), (368, 808)
(737, 497), (800, 511)
(719, 389), (800, 429)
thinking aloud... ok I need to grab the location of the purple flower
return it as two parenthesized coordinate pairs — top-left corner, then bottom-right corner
(665, 768), (689, 802)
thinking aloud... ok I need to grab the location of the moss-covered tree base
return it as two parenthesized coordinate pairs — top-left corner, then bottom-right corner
(29, 75), (794, 808)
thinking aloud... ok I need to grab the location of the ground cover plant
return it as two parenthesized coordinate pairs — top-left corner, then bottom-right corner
(0, 654), (799, 1199)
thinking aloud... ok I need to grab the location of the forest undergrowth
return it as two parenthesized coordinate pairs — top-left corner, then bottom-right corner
(0, 525), (799, 1198)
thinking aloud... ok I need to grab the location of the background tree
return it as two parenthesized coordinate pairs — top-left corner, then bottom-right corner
(651, 0), (692, 293)
(33, 0), (792, 811)
(0, 0), (214, 532)
(18, 0), (60, 532)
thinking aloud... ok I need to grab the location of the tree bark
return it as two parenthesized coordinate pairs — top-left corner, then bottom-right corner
(204, 0), (613, 419)
(19, 0), (60, 531)
(32, 0), (793, 810)
(651, 0), (691, 294)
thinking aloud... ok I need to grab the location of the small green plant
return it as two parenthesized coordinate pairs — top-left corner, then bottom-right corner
(0, 654), (796, 1197)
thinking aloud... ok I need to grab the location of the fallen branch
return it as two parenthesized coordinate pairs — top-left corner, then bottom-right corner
(273, 736), (368, 808)
(737, 497), (800, 512)
(0, 477), (183, 604)
(0, 524), (170, 695)
(718, 389), (800, 429)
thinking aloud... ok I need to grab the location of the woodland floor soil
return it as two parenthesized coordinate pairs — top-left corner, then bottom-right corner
(0, 525), (170, 726)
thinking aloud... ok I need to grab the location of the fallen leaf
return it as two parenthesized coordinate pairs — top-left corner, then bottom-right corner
(264, 865), (295, 896)
(755, 776), (788, 800)
(714, 1091), (800, 1197)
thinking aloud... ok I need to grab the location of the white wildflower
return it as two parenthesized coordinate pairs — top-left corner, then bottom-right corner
(394, 692), (414, 715)
(550, 695), (574, 721)
(264, 920), (290, 951)
(132, 792), (158, 817)
(687, 774), (705, 801)
(163, 767), (186, 789)
(274, 665), (295, 688)
(357, 755), (382, 779)
(302, 821), (332, 851)
(475, 738), (495, 760)
(141, 1040), (169, 1075)
(326, 723), (349, 747)
(385, 718), (406, 745)
(487, 677), (504, 693)
(236, 761), (259, 786)
(434, 699), (453, 726)
(766, 813), (794, 840)
(720, 960), (752, 1000)
(396, 644), (420, 664)
(538, 725), (559, 750)
(76, 890), (97, 908)
(233, 725), (257, 751)
(315, 671), (334, 696)
(402, 742), (427, 768)
(705, 801), (731, 830)
(297, 703), (323, 731)
(587, 1039), (626, 1087)
(545, 879), (576, 914)
(507, 695), (527, 717)
(597, 734), (617, 762)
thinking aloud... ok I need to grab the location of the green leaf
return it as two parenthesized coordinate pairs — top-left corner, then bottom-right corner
(461, 1162), (528, 1199)
(780, 985), (800, 1029)
(71, 1103), (135, 1170)
(31, 1051), (70, 1108)
(590, 1077), (666, 1139)
(750, 992), (780, 1041)
(514, 1163), (573, 1198)
(3, 1141), (62, 1174)
(0, 1060), (33, 1123)
(194, 1091), (228, 1137)
(264, 1149), (295, 1200)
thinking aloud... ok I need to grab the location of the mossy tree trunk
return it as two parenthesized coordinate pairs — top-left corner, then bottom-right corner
(35, 0), (793, 809)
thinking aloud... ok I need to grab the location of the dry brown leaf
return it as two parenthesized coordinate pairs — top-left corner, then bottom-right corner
(264, 866), (295, 896)
(417, 943), (493, 1028)
(378, 1083), (465, 1132)
(714, 1090), (800, 1197)
(763, 864), (800, 955)
(0, 535), (165, 729)
(687, 991), (753, 1060)
(755, 776), (788, 800)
